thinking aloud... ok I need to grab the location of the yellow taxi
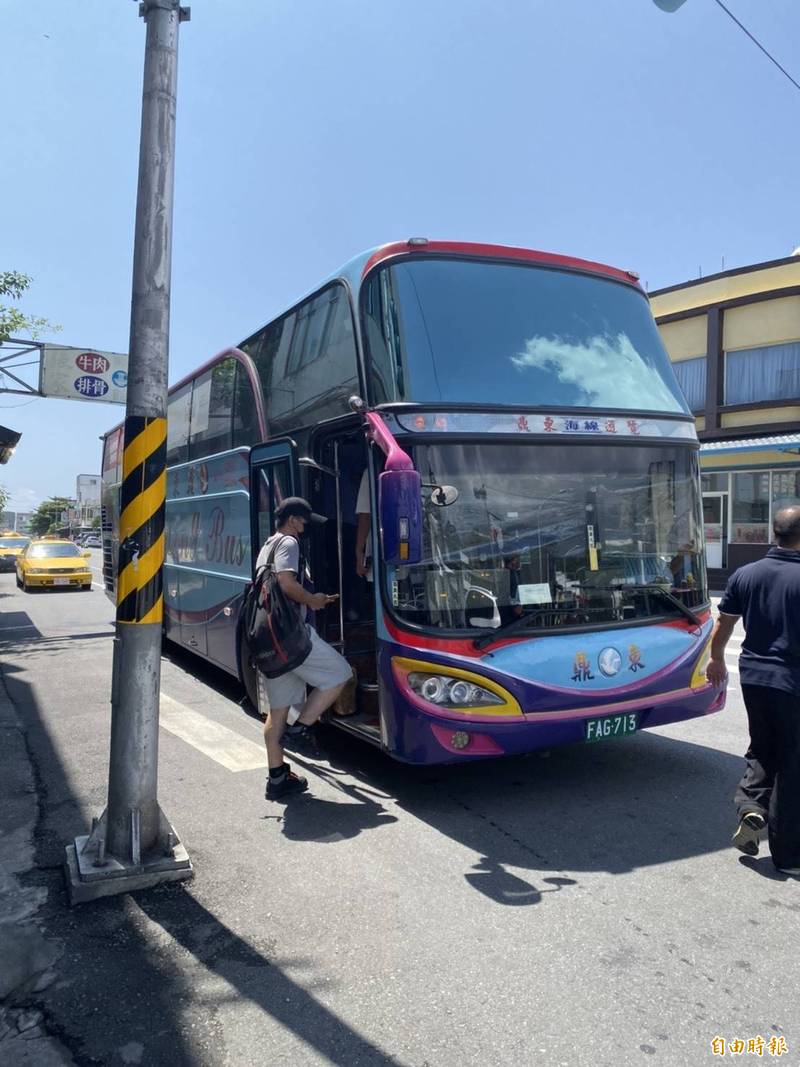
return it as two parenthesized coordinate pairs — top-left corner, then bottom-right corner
(0, 533), (31, 572)
(16, 539), (93, 592)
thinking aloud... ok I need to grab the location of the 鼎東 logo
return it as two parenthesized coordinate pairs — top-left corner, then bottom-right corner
(598, 647), (622, 677)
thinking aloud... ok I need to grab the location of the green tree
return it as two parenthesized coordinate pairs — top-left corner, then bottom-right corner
(29, 496), (72, 537)
(0, 271), (61, 342)
(0, 485), (9, 520)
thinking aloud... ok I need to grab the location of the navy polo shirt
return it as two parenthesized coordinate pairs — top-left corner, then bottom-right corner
(719, 547), (800, 695)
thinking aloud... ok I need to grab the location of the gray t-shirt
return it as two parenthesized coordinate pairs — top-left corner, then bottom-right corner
(256, 533), (307, 621)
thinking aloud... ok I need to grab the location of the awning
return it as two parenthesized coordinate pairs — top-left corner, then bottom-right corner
(0, 423), (21, 465)
(699, 432), (800, 456)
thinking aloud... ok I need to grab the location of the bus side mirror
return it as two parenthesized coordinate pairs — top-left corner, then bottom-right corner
(380, 469), (422, 566)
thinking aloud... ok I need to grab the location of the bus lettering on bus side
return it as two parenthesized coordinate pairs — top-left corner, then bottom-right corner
(206, 505), (247, 568)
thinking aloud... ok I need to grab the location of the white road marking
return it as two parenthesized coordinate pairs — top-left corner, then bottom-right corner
(159, 693), (267, 772)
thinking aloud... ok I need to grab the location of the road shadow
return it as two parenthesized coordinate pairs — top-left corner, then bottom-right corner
(0, 610), (44, 639)
(0, 626), (113, 663)
(273, 763), (399, 843)
(157, 633), (759, 908)
(295, 719), (755, 906)
(737, 855), (800, 884)
(136, 885), (409, 1066)
(1, 660), (409, 1066)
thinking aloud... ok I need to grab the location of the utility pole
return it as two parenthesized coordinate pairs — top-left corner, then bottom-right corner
(66, 0), (193, 903)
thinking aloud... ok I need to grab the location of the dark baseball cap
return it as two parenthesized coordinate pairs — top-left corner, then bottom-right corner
(275, 496), (327, 524)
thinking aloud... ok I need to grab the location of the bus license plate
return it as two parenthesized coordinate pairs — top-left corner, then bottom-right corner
(585, 712), (638, 743)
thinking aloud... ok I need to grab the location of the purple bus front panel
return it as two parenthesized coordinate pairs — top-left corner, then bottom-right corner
(375, 619), (724, 764)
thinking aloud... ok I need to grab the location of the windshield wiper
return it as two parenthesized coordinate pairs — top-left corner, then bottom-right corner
(472, 584), (701, 650)
(627, 583), (701, 627)
(472, 609), (554, 650)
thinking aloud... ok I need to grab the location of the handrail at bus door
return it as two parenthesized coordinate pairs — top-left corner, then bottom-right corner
(299, 456), (344, 651)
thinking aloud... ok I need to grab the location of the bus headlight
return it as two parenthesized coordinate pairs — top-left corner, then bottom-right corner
(448, 680), (473, 705)
(408, 672), (500, 707)
(393, 658), (522, 717)
(419, 675), (448, 704)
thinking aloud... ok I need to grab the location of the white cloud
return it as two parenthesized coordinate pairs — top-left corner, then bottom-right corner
(4, 487), (42, 512)
(510, 332), (681, 411)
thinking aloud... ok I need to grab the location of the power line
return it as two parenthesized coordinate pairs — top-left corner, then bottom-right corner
(713, 0), (800, 94)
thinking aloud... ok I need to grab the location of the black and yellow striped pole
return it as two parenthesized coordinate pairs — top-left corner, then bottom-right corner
(116, 415), (167, 625)
(66, 0), (192, 902)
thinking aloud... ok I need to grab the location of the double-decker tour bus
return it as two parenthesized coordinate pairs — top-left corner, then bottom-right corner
(101, 239), (724, 764)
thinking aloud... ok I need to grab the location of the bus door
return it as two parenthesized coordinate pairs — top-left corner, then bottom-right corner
(312, 426), (382, 725)
(300, 452), (344, 651)
(249, 439), (300, 563)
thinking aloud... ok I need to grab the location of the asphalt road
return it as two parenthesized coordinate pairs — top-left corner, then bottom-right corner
(0, 551), (797, 1067)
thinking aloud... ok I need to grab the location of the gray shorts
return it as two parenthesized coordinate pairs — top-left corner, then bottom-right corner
(257, 625), (351, 712)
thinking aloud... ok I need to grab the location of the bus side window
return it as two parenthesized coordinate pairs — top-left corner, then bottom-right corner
(188, 359), (235, 460)
(270, 286), (358, 435)
(166, 382), (192, 467)
(363, 270), (403, 404)
(232, 361), (261, 448)
(244, 314), (295, 431)
(255, 459), (291, 549)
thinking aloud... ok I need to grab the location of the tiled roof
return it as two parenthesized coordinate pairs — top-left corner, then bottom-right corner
(700, 433), (800, 454)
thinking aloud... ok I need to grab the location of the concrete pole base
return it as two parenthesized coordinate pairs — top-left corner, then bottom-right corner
(65, 841), (192, 904)
(64, 806), (193, 905)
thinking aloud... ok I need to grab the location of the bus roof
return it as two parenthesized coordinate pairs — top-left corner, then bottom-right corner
(236, 238), (643, 356)
(269, 238), (643, 322)
(351, 239), (642, 290)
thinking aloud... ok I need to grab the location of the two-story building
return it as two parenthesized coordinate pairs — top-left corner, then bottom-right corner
(651, 255), (800, 587)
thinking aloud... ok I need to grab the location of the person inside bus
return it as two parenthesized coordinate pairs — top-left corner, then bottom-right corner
(499, 554), (524, 625)
(349, 466), (374, 622)
(258, 497), (352, 800)
(666, 508), (699, 592)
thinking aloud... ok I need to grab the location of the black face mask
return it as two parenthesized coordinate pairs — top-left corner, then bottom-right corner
(293, 518), (312, 539)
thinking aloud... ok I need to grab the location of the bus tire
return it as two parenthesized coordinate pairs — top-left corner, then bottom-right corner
(237, 628), (261, 718)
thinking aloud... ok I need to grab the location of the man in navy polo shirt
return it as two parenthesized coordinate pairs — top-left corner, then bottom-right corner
(707, 505), (800, 875)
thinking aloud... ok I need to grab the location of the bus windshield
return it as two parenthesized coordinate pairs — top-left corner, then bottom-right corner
(363, 258), (689, 414)
(387, 441), (706, 633)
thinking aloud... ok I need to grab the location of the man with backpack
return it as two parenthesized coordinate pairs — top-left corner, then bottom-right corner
(256, 497), (351, 799)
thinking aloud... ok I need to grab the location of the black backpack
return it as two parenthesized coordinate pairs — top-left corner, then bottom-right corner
(242, 535), (312, 678)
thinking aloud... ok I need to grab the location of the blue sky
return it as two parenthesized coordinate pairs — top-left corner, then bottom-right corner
(2, 0), (798, 512)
